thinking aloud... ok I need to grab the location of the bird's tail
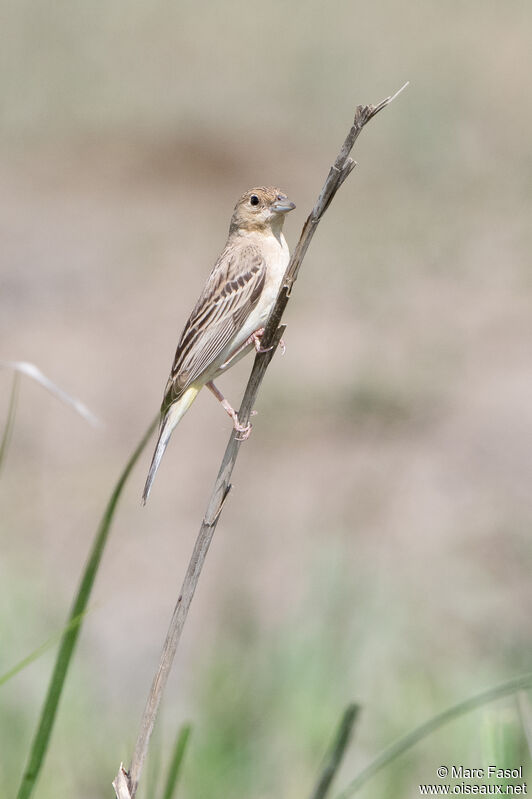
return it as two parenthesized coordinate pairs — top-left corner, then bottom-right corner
(142, 385), (200, 504)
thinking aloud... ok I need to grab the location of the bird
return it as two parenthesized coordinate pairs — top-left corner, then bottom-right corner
(142, 186), (296, 504)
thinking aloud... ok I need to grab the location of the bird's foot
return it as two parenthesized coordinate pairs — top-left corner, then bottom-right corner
(206, 380), (254, 440)
(224, 404), (252, 439)
(249, 328), (286, 355)
(249, 328), (270, 353)
(234, 417), (253, 441)
(226, 403), (253, 440)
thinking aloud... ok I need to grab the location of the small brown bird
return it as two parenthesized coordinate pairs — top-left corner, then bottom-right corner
(142, 186), (295, 503)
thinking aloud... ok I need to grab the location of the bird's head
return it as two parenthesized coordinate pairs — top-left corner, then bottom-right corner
(229, 187), (296, 235)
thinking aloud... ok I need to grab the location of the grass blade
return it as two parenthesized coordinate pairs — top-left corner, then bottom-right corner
(0, 371), (20, 475)
(0, 611), (88, 687)
(517, 691), (532, 759)
(0, 360), (100, 427)
(16, 417), (158, 799)
(160, 724), (192, 799)
(310, 704), (359, 799)
(334, 672), (532, 798)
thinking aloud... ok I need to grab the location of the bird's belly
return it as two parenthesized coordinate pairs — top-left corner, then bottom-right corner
(229, 260), (287, 352)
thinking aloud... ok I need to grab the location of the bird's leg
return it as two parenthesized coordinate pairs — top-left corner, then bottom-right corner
(206, 381), (252, 440)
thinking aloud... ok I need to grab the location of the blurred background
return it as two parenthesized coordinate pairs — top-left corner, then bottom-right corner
(2, 1), (532, 797)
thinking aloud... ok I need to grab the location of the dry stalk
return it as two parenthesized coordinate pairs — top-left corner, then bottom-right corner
(115, 82), (408, 799)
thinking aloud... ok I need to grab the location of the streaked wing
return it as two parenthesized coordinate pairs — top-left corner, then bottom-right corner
(163, 243), (265, 407)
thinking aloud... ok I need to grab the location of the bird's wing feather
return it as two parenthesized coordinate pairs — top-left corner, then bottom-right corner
(163, 243), (265, 408)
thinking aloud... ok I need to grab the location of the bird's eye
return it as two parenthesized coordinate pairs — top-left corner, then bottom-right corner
(250, 195), (259, 206)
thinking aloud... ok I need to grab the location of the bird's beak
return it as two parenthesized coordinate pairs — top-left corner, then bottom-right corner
(270, 197), (296, 214)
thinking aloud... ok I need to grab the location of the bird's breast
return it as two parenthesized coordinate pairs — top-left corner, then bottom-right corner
(255, 232), (290, 320)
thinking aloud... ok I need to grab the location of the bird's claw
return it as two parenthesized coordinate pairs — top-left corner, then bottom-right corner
(251, 328), (286, 356)
(251, 328), (270, 353)
(234, 419), (252, 440)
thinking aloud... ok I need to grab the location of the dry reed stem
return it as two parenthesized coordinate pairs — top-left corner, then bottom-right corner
(116, 82), (408, 799)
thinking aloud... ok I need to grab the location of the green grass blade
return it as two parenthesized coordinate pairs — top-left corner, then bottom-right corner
(517, 691), (532, 759)
(0, 371), (20, 475)
(160, 724), (192, 799)
(0, 611), (88, 687)
(16, 416), (158, 799)
(310, 704), (359, 799)
(334, 672), (532, 799)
